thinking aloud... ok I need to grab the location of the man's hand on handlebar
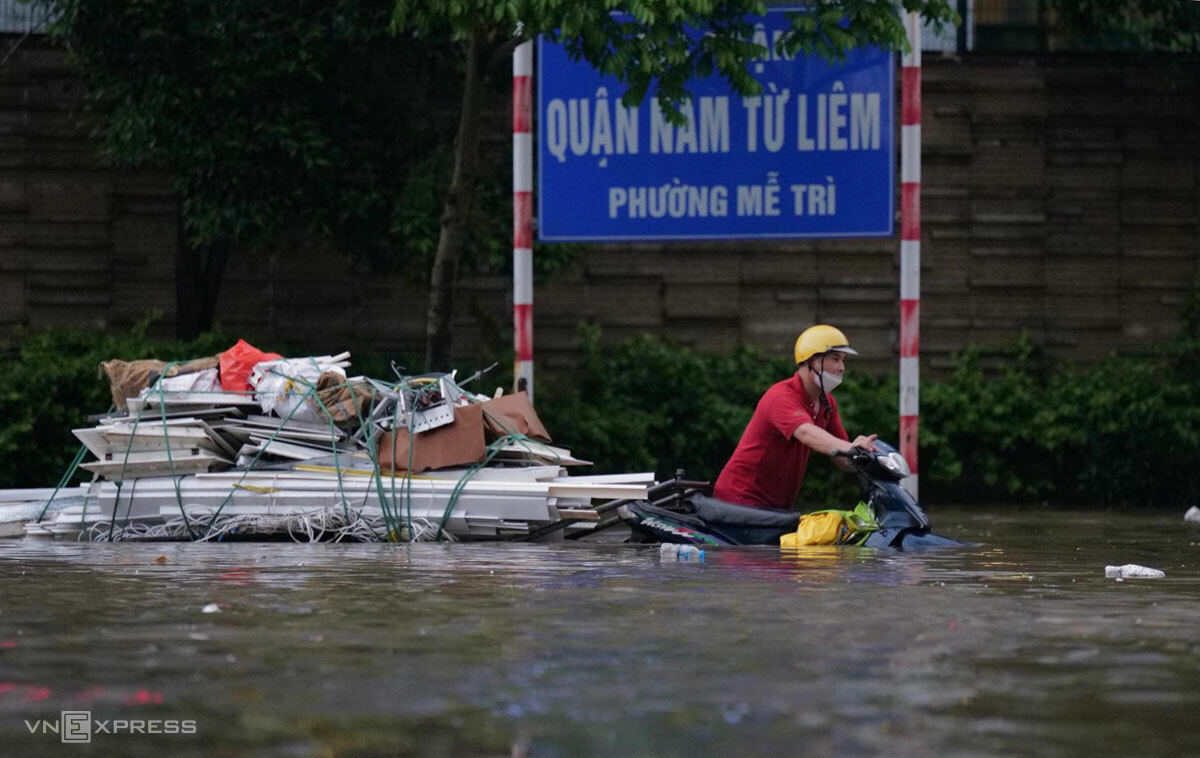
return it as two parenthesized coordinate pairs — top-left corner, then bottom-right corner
(850, 434), (878, 453)
(831, 435), (879, 458)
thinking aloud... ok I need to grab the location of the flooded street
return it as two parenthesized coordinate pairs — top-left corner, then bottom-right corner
(2, 508), (1198, 757)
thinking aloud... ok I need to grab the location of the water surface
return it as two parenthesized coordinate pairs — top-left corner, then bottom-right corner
(2, 508), (1198, 757)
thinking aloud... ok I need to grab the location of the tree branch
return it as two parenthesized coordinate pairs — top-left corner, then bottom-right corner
(485, 33), (524, 71)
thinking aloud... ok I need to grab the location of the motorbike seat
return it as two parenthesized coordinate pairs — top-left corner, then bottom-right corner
(684, 495), (801, 530)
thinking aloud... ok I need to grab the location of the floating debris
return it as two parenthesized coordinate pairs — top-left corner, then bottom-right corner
(7, 340), (652, 543)
(660, 543), (705, 562)
(1104, 564), (1165, 579)
(1184, 506), (1200, 524)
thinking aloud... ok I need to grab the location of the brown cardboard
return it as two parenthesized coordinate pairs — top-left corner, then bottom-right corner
(479, 392), (551, 442)
(99, 356), (219, 410)
(376, 402), (487, 473)
(309, 372), (373, 426)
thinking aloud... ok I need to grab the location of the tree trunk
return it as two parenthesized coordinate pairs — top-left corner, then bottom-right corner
(425, 28), (489, 372)
(175, 199), (231, 340)
(196, 239), (230, 335)
(175, 198), (202, 340)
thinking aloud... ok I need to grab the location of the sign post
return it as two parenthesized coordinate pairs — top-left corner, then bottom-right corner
(900, 12), (921, 499)
(513, 40), (534, 400)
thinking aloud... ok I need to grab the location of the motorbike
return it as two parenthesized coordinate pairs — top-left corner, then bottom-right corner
(618, 441), (961, 549)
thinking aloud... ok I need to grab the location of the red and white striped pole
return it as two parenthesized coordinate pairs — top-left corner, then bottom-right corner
(899, 12), (921, 499)
(513, 39), (534, 400)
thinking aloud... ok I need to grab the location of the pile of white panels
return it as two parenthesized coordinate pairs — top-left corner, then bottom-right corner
(10, 357), (644, 542)
(25, 468), (653, 542)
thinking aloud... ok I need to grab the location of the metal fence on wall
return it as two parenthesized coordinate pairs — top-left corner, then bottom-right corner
(0, 0), (49, 35)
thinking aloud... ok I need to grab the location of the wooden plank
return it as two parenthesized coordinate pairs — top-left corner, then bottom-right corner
(817, 284), (895, 304)
(923, 193), (969, 225)
(967, 255), (1044, 290)
(553, 508), (601, 522)
(1120, 257), (1198, 291)
(664, 284), (739, 319)
(1044, 256), (1119, 295)
(582, 247), (667, 279)
(1044, 231), (1120, 256)
(1122, 226), (1199, 256)
(657, 249), (742, 284)
(812, 303), (892, 329)
(970, 293), (1045, 327)
(739, 250), (818, 285)
(1045, 295), (1123, 329)
(1121, 157), (1196, 190)
(971, 145), (1045, 189)
(1121, 196), (1197, 226)
(1119, 292), (1188, 341)
(582, 278), (663, 327)
(661, 320), (741, 351)
(0, 275), (23, 322)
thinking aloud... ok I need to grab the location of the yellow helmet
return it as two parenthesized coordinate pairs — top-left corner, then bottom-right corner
(794, 325), (859, 365)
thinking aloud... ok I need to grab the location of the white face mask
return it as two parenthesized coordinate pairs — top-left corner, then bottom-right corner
(816, 369), (843, 394)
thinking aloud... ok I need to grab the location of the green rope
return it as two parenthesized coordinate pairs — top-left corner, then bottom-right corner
(371, 388), (406, 540)
(401, 381), (430, 541)
(67, 360), (521, 544)
(37, 443), (89, 523)
(197, 372), (324, 538)
(107, 407), (144, 540)
(37, 403), (115, 525)
(480, 407), (562, 466)
(432, 402), (553, 540)
(153, 361), (198, 540)
(303, 374), (362, 525)
(353, 384), (399, 539)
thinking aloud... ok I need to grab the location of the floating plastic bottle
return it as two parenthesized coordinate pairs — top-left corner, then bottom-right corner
(660, 543), (705, 562)
(1104, 564), (1165, 579)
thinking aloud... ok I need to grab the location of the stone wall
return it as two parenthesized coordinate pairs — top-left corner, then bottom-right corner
(1, 37), (1196, 375)
(0, 39), (178, 337)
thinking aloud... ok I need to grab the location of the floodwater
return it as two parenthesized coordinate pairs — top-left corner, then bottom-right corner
(1, 508), (1198, 757)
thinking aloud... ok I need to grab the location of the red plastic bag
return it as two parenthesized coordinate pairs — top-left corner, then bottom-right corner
(218, 339), (282, 393)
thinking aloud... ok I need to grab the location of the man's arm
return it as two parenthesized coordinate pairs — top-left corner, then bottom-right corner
(793, 424), (878, 471)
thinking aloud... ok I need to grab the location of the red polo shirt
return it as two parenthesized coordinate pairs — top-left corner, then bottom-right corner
(713, 375), (848, 509)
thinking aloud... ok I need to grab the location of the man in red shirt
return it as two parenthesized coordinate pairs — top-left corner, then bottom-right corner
(713, 325), (879, 509)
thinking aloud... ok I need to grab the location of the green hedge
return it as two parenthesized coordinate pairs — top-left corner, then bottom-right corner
(3, 321), (1199, 509)
(0, 322), (417, 490)
(921, 335), (1200, 507)
(0, 323), (232, 490)
(538, 325), (1200, 509)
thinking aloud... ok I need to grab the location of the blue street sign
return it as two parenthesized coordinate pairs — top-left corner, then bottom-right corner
(537, 10), (894, 241)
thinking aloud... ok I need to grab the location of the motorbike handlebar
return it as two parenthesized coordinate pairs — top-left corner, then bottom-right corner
(832, 446), (872, 459)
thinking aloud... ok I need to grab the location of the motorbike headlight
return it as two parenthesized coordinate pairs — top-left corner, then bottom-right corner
(882, 452), (911, 478)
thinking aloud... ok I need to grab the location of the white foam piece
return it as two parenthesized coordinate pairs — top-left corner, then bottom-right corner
(1105, 564), (1165, 579)
(550, 472), (656, 485)
(80, 450), (230, 479)
(0, 487), (82, 503)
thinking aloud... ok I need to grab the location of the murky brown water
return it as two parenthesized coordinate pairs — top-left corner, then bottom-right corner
(1, 508), (1199, 757)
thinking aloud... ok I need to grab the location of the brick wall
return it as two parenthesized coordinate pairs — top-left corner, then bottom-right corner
(1, 37), (1197, 375)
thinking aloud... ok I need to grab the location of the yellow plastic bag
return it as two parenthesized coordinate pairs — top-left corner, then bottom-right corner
(781, 511), (849, 547)
(779, 503), (880, 547)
